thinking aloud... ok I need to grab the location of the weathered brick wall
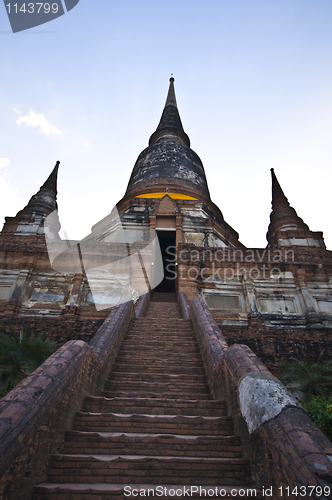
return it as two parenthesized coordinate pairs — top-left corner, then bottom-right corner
(221, 345), (332, 498)
(177, 242), (332, 373)
(0, 314), (104, 346)
(219, 324), (332, 375)
(189, 296), (332, 499)
(0, 300), (135, 500)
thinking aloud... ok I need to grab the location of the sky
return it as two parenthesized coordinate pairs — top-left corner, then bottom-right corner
(0, 0), (332, 249)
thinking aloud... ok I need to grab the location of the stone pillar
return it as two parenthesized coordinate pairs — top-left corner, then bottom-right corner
(175, 215), (183, 245)
(149, 215), (156, 230)
(296, 268), (320, 324)
(5, 269), (31, 315)
(62, 273), (85, 315)
(242, 279), (259, 323)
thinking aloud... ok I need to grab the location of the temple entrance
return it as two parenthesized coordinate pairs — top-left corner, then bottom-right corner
(154, 230), (176, 293)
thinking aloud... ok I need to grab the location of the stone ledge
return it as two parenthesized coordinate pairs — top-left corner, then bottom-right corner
(178, 292), (190, 320)
(190, 297), (228, 391)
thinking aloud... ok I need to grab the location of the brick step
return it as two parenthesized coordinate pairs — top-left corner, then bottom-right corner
(113, 362), (205, 372)
(144, 316), (184, 320)
(121, 335), (197, 341)
(121, 339), (200, 354)
(151, 292), (177, 299)
(129, 320), (193, 331)
(121, 339), (198, 347)
(115, 353), (204, 362)
(130, 317), (191, 324)
(125, 325), (194, 332)
(144, 310), (181, 314)
(32, 482), (262, 499)
(112, 363), (206, 375)
(119, 346), (202, 359)
(147, 300), (179, 305)
(63, 430), (242, 457)
(125, 328), (195, 336)
(123, 335), (197, 342)
(74, 413), (233, 435)
(124, 326), (194, 332)
(113, 363), (205, 372)
(128, 325), (192, 330)
(122, 337), (198, 349)
(47, 455), (251, 485)
(146, 302), (179, 308)
(82, 397), (226, 416)
(108, 372), (207, 384)
(101, 390), (212, 400)
(104, 380), (209, 394)
(149, 303), (178, 308)
(145, 310), (181, 316)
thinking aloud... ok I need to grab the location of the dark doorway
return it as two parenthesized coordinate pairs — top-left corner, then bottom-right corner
(154, 231), (176, 293)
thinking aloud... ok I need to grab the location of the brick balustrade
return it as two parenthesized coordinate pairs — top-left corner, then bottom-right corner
(0, 300), (135, 500)
(189, 296), (332, 498)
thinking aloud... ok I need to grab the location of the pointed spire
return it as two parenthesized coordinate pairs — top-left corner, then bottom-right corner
(165, 77), (177, 107)
(271, 167), (288, 206)
(39, 160), (60, 195)
(149, 77), (190, 147)
(26, 160), (60, 215)
(267, 168), (310, 245)
(124, 78), (211, 203)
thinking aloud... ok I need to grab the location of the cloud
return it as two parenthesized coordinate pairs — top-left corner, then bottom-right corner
(0, 170), (21, 226)
(74, 140), (91, 148)
(14, 108), (62, 136)
(0, 158), (10, 169)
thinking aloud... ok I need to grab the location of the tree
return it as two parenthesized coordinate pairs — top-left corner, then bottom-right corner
(0, 327), (56, 387)
(279, 353), (332, 404)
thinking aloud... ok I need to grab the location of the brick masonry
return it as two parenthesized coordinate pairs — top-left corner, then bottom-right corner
(188, 296), (332, 499)
(218, 324), (332, 375)
(0, 314), (104, 346)
(0, 300), (135, 500)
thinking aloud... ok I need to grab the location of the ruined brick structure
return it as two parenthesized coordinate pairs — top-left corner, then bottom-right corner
(1, 77), (331, 372)
(2, 78), (332, 499)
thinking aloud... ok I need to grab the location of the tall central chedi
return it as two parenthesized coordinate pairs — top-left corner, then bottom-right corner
(125, 77), (210, 201)
(114, 77), (242, 253)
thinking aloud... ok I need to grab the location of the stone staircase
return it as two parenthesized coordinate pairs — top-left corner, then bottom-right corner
(32, 293), (259, 499)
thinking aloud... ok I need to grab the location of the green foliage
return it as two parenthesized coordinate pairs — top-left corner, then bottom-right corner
(306, 395), (332, 442)
(0, 327), (56, 387)
(0, 381), (14, 398)
(279, 353), (332, 404)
